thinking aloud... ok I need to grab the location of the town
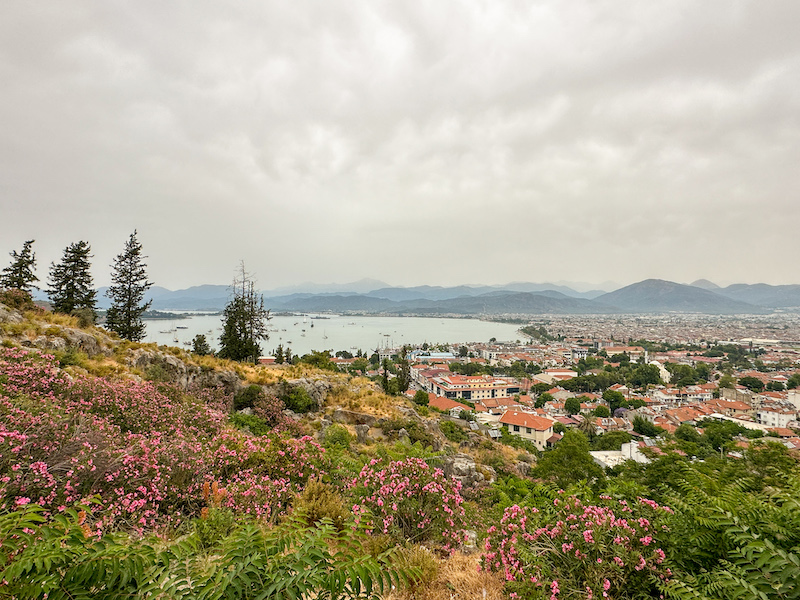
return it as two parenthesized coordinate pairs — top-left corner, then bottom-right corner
(321, 313), (800, 464)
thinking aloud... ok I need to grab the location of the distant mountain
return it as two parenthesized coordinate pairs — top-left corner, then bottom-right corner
(690, 279), (720, 290)
(716, 283), (800, 308)
(266, 290), (618, 315)
(265, 278), (390, 296)
(595, 279), (765, 314)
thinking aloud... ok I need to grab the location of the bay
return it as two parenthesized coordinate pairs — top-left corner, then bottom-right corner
(143, 313), (523, 356)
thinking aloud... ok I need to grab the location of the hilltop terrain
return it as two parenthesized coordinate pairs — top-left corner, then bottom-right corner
(1, 293), (799, 599)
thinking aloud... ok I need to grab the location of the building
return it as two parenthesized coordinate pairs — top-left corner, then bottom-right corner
(499, 411), (555, 451)
(429, 374), (520, 401)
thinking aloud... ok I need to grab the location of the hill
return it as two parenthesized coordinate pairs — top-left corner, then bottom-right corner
(716, 283), (800, 308)
(595, 279), (766, 314)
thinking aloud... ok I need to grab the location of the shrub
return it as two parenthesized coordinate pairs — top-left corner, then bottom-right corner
(381, 418), (434, 448)
(282, 384), (317, 413)
(440, 420), (468, 443)
(322, 424), (352, 450)
(233, 384), (264, 410)
(294, 478), (349, 530)
(349, 457), (467, 548)
(481, 495), (674, 599)
(412, 390), (429, 406)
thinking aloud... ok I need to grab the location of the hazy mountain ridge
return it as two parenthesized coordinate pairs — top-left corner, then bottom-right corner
(81, 279), (800, 314)
(597, 279), (767, 314)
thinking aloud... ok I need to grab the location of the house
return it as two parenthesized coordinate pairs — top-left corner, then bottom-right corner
(499, 411), (555, 451)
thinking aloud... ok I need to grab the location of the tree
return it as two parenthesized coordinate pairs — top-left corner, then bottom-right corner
(191, 334), (213, 356)
(218, 263), (270, 364)
(274, 344), (284, 364)
(412, 390), (429, 406)
(396, 346), (411, 393)
(534, 431), (603, 488)
(593, 404), (611, 418)
(535, 392), (554, 409)
(1, 240), (38, 292)
(602, 389), (626, 414)
(46, 241), (97, 318)
(105, 231), (153, 341)
(564, 396), (581, 416)
(738, 376), (764, 393)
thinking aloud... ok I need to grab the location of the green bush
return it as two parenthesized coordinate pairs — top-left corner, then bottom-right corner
(440, 420), (468, 443)
(294, 479), (350, 531)
(234, 384), (264, 410)
(230, 413), (273, 436)
(282, 384), (317, 413)
(381, 418), (434, 448)
(323, 424), (353, 450)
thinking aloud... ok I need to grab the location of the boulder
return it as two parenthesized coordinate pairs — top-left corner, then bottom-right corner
(354, 423), (371, 444)
(331, 408), (377, 426)
(442, 453), (485, 487)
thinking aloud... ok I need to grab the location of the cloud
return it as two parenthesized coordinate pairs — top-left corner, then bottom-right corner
(1, 1), (798, 289)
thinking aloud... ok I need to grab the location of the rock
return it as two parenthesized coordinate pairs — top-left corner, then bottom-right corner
(443, 453), (486, 487)
(397, 428), (410, 443)
(354, 423), (370, 444)
(238, 407), (253, 416)
(331, 408), (377, 426)
(0, 304), (23, 324)
(462, 530), (479, 554)
(318, 418), (332, 431)
(515, 462), (532, 477)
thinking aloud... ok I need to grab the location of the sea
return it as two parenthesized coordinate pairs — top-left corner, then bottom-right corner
(142, 312), (523, 356)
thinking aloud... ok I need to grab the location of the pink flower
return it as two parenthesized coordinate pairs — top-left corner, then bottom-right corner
(15, 497), (31, 506)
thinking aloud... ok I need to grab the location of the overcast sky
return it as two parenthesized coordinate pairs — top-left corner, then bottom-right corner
(1, 1), (798, 292)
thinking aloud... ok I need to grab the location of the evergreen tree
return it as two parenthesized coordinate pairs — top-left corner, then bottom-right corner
(46, 241), (97, 317)
(218, 263), (270, 364)
(191, 334), (213, 356)
(0, 240), (38, 292)
(274, 344), (284, 364)
(104, 231), (153, 341)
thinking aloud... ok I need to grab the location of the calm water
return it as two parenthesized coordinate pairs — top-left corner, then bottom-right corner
(143, 313), (523, 356)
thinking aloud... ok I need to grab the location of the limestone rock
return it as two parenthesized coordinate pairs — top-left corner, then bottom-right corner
(331, 408), (377, 426)
(354, 423), (370, 444)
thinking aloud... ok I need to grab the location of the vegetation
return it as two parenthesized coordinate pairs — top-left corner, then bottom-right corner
(0, 239), (38, 292)
(218, 263), (270, 364)
(1, 305), (800, 600)
(104, 231), (153, 341)
(46, 240), (97, 319)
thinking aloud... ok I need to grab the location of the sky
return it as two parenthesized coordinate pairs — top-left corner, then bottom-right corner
(1, 1), (798, 292)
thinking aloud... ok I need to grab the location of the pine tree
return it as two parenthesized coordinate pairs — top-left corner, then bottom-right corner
(46, 241), (97, 317)
(191, 334), (213, 356)
(0, 240), (38, 292)
(105, 231), (153, 341)
(218, 263), (270, 364)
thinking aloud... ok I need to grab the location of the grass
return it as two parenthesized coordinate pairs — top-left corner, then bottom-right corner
(385, 552), (506, 600)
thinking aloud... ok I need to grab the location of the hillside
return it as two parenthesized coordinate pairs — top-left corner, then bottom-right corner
(595, 279), (767, 314)
(2, 294), (798, 600)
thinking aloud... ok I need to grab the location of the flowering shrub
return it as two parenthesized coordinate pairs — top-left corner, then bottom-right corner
(481, 494), (673, 599)
(349, 457), (466, 548)
(0, 347), (324, 532)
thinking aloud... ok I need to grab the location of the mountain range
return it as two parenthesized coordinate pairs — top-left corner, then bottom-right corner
(82, 278), (800, 315)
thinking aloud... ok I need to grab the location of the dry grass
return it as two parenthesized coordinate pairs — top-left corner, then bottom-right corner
(386, 552), (506, 600)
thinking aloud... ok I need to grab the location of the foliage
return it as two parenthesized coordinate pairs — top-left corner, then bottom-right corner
(322, 424), (353, 450)
(535, 431), (604, 489)
(0, 240), (38, 292)
(592, 430), (632, 451)
(218, 263), (270, 364)
(593, 404), (611, 418)
(191, 334), (213, 356)
(46, 241), (97, 318)
(482, 494), (674, 599)
(439, 420), (468, 443)
(0, 504), (413, 600)
(564, 396), (581, 415)
(281, 383), (317, 413)
(737, 375), (764, 392)
(299, 350), (338, 371)
(412, 389), (429, 406)
(632, 416), (664, 438)
(104, 231), (153, 342)
(349, 457), (466, 547)
(0, 347), (321, 530)
(381, 418), (435, 448)
(661, 464), (800, 600)
(0, 288), (39, 311)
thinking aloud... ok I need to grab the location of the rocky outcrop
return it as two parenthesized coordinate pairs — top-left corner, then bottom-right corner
(443, 453), (493, 487)
(331, 408), (377, 426)
(0, 304), (23, 324)
(128, 348), (240, 393)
